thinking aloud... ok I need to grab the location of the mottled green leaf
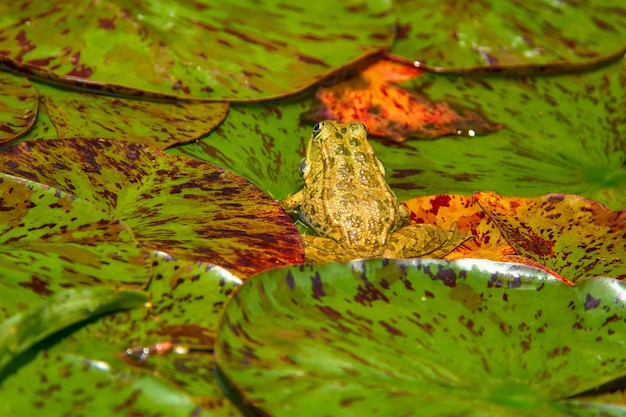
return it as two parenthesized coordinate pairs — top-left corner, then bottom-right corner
(0, 255), (242, 416)
(476, 192), (626, 284)
(0, 173), (150, 320)
(0, 73), (37, 145)
(0, 287), (148, 374)
(0, 0), (394, 99)
(172, 58), (626, 210)
(0, 138), (303, 278)
(392, 0), (626, 70)
(216, 259), (626, 417)
(36, 81), (229, 149)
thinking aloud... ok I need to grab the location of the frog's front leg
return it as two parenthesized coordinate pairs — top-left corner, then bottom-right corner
(383, 223), (468, 259)
(279, 190), (304, 213)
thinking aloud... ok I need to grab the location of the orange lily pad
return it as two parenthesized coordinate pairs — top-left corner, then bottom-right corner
(475, 192), (626, 285)
(401, 192), (626, 285)
(301, 59), (502, 142)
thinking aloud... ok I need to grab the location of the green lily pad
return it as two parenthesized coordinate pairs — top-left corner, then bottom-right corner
(392, 0), (626, 70)
(0, 287), (148, 374)
(0, 0), (394, 100)
(172, 58), (626, 211)
(216, 259), (626, 417)
(0, 254), (242, 416)
(36, 81), (229, 148)
(0, 138), (303, 278)
(0, 74), (37, 145)
(0, 173), (150, 320)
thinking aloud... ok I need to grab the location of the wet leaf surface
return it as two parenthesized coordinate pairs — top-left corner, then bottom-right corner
(0, 74), (37, 145)
(37, 82), (229, 149)
(301, 59), (502, 142)
(172, 58), (625, 210)
(475, 192), (626, 284)
(392, 0), (626, 70)
(0, 173), (151, 321)
(0, 256), (243, 416)
(0, 0), (394, 100)
(0, 287), (148, 374)
(216, 258), (626, 417)
(0, 138), (303, 278)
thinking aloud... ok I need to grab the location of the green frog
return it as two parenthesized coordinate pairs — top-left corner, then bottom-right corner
(280, 120), (465, 263)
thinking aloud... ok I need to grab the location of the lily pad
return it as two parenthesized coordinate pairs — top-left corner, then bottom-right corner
(0, 173), (151, 321)
(475, 192), (626, 284)
(403, 194), (516, 258)
(35, 81), (229, 148)
(392, 0), (626, 70)
(216, 259), (626, 417)
(0, 287), (148, 374)
(172, 58), (625, 210)
(0, 138), (303, 278)
(0, 0), (394, 100)
(0, 73), (37, 145)
(0, 255), (243, 416)
(301, 59), (502, 141)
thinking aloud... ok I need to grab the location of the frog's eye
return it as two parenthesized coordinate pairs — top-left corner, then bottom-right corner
(349, 121), (367, 134)
(299, 158), (307, 176)
(312, 122), (324, 138)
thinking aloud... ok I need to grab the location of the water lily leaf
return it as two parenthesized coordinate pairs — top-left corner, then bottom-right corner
(392, 0), (626, 70)
(403, 194), (516, 260)
(0, 287), (148, 374)
(0, 138), (303, 278)
(476, 192), (626, 284)
(169, 103), (311, 201)
(0, 173), (151, 321)
(0, 73), (37, 145)
(372, 57), (626, 209)
(36, 81), (229, 149)
(216, 259), (626, 417)
(172, 59), (625, 210)
(0, 0), (394, 100)
(0, 254), (242, 416)
(301, 59), (502, 142)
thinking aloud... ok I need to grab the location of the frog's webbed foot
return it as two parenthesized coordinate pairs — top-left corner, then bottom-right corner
(279, 190), (304, 213)
(383, 223), (468, 259)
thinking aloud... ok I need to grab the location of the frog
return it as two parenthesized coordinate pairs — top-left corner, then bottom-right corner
(280, 120), (465, 263)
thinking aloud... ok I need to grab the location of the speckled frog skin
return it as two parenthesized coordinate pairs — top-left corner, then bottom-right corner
(281, 121), (463, 263)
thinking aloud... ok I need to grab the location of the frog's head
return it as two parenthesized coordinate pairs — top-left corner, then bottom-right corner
(299, 120), (385, 180)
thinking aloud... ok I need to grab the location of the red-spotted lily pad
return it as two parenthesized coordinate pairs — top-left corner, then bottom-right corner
(0, 74), (37, 145)
(301, 59), (502, 142)
(392, 0), (626, 70)
(0, 1), (394, 100)
(475, 192), (626, 284)
(403, 194), (517, 261)
(0, 139), (303, 278)
(0, 255), (242, 416)
(171, 59), (625, 211)
(35, 81), (229, 148)
(0, 173), (151, 320)
(216, 259), (626, 417)
(402, 192), (626, 285)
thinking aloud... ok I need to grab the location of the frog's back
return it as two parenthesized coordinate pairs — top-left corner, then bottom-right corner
(314, 126), (402, 250)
